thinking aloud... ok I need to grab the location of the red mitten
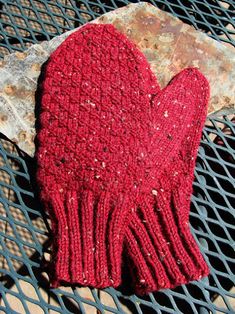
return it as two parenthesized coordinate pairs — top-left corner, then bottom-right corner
(36, 23), (160, 288)
(125, 68), (210, 294)
(36, 23), (210, 292)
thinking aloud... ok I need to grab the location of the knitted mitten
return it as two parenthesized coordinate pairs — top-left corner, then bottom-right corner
(36, 22), (210, 291)
(36, 23), (160, 288)
(125, 68), (210, 294)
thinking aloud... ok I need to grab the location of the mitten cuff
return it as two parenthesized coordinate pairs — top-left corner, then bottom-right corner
(125, 192), (209, 295)
(46, 189), (126, 288)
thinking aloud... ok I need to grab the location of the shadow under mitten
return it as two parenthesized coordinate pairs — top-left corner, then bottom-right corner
(125, 68), (210, 295)
(35, 23), (160, 288)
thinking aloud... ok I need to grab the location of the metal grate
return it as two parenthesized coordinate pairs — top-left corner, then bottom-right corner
(0, 1), (235, 313)
(0, 0), (234, 58)
(0, 113), (234, 313)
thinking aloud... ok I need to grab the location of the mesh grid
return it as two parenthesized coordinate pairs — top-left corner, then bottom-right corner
(0, 0), (234, 57)
(0, 114), (234, 313)
(0, 0), (235, 313)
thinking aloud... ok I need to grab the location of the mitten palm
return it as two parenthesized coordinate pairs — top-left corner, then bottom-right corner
(36, 23), (160, 287)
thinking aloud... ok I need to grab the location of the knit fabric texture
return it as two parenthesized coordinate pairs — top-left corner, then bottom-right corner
(125, 69), (210, 294)
(36, 23), (210, 293)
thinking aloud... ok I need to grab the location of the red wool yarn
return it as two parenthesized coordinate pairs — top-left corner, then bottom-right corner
(125, 69), (210, 294)
(36, 23), (210, 293)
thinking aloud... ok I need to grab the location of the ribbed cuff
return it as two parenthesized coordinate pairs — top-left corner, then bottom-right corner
(47, 189), (126, 288)
(125, 192), (209, 295)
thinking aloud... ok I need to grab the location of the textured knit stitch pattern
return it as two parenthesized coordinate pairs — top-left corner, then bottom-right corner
(36, 23), (210, 292)
(36, 23), (160, 288)
(125, 69), (210, 294)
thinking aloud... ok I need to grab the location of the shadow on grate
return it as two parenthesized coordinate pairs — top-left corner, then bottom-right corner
(0, 0), (234, 57)
(0, 111), (234, 314)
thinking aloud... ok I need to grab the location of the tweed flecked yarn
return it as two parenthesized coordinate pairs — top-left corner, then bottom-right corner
(36, 23), (210, 292)
(36, 23), (160, 287)
(125, 69), (210, 295)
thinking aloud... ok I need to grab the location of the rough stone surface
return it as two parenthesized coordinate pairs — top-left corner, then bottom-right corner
(0, 2), (234, 156)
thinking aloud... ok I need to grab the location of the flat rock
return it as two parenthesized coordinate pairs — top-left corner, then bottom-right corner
(0, 2), (234, 156)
